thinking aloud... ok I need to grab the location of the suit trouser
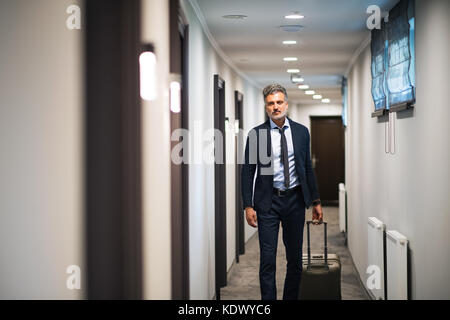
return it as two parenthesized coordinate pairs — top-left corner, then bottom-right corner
(257, 187), (306, 300)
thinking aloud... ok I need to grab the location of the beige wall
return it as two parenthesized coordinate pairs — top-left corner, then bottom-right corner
(141, 0), (173, 299)
(0, 0), (84, 299)
(345, 0), (450, 299)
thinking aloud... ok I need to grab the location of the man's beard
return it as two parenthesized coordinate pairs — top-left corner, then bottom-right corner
(267, 108), (288, 120)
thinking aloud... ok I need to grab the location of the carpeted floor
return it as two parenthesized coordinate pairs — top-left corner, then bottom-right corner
(220, 206), (369, 300)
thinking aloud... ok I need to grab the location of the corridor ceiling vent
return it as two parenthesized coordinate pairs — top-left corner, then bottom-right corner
(284, 12), (304, 19)
(222, 14), (247, 20)
(279, 25), (304, 32)
(298, 84), (309, 90)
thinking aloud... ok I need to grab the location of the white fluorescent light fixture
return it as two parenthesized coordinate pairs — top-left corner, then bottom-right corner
(139, 45), (157, 101)
(322, 98), (330, 103)
(291, 76), (304, 83)
(170, 81), (181, 113)
(282, 40), (297, 45)
(283, 57), (298, 62)
(305, 90), (315, 95)
(285, 13), (304, 19)
(287, 68), (300, 73)
(313, 94), (323, 100)
(298, 84), (309, 89)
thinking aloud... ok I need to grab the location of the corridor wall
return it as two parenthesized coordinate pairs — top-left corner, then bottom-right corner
(141, 0), (173, 299)
(0, 0), (84, 299)
(182, 0), (264, 300)
(345, 0), (450, 299)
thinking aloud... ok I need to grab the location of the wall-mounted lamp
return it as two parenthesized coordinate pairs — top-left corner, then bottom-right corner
(170, 81), (181, 113)
(225, 117), (230, 132)
(139, 44), (157, 101)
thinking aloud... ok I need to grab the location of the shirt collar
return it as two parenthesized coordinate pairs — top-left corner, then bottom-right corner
(269, 117), (290, 130)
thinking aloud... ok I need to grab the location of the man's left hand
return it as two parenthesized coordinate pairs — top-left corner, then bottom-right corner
(312, 204), (323, 225)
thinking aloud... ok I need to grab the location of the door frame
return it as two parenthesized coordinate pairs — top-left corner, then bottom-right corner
(214, 74), (227, 300)
(234, 91), (245, 263)
(169, 0), (190, 300)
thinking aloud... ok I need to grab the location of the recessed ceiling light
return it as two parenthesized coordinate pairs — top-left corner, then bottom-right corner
(313, 94), (323, 100)
(280, 25), (304, 32)
(322, 98), (330, 103)
(282, 40), (297, 45)
(291, 75), (304, 83)
(283, 57), (298, 62)
(222, 15), (247, 19)
(305, 90), (315, 95)
(287, 68), (300, 73)
(298, 84), (309, 89)
(285, 14), (304, 19)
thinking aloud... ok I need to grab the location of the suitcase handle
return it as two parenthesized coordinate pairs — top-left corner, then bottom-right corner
(306, 221), (328, 270)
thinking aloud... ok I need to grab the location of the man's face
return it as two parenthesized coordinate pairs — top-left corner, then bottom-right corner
(265, 92), (288, 120)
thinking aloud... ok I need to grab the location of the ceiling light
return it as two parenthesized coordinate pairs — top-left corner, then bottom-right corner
(222, 15), (247, 19)
(305, 90), (315, 95)
(283, 57), (298, 62)
(291, 75), (304, 83)
(282, 40), (297, 45)
(285, 14), (304, 19)
(322, 98), (330, 103)
(287, 68), (300, 73)
(298, 84), (309, 89)
(313, 94), (323, 100)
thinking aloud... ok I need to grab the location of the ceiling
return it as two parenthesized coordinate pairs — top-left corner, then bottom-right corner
(193, 0), (398, 105)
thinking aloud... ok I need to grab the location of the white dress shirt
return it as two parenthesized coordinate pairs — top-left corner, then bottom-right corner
(269, 117), (300, 190)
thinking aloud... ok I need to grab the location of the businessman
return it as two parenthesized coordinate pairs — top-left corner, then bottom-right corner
(241, 83), (323, 300)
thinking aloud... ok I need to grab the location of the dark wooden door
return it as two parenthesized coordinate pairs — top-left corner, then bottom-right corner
(310, 116), (345, 206)
(85, 0), (142, 299)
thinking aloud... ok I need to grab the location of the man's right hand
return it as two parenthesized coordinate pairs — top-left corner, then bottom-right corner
(245, 207), (258, 228)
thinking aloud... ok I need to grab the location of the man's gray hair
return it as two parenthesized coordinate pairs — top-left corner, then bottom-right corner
(263, 83), (288, 102)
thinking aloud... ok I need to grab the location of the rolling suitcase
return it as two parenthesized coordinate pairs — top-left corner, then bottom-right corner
(299, 221), (342, 300)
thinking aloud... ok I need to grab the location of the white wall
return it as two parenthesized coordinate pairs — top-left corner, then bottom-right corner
(289, 103), (343, 132)
(346, 0), (450, 299)
(0, 0), (84, 299)
(182, 0), (264, 300)
(141, 0), (173, 299)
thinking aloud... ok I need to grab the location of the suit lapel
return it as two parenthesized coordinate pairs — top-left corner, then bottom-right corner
(263, 120), (272, 160)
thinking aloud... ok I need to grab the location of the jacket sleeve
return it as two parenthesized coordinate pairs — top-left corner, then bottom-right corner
(241, 133), (257, 209)
(305, 129), (320, 200)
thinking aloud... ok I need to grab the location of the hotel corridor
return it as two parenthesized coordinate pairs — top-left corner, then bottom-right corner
(0, 0), (449, 301)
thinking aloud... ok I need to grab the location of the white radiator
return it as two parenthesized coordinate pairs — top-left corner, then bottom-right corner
(386, 230), (408, 300)
(338, 183), (346, 233)
(367, 217), (385, 300)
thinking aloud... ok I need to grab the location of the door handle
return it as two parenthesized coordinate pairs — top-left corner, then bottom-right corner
(311, 154), (318, 168)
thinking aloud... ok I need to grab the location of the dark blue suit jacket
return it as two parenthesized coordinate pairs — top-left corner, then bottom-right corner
(241, 117), (320, 212)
